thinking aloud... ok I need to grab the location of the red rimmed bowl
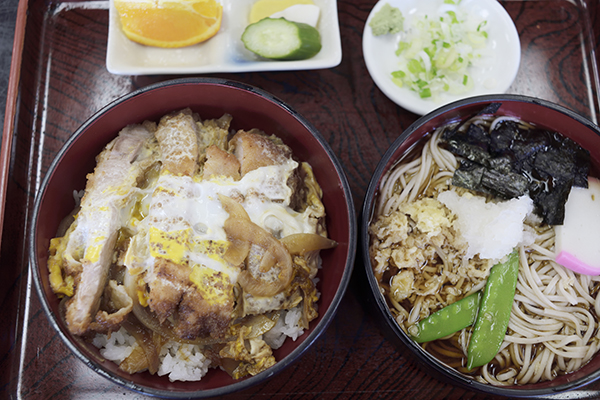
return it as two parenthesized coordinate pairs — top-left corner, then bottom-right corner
(361, 94), (600, 397)
(30, 77), (356, 398)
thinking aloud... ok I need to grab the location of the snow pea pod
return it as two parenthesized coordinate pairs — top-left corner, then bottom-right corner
(408, 291), (482, 343)
(467, 249), (519, 370)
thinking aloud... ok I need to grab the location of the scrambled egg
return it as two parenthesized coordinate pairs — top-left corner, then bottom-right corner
(189, 265), (233, 306)
(124, 159), (319, 288)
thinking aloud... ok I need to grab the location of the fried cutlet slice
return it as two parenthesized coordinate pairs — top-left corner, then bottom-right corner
(146, 258), (190, 323)
(203, 145), (241, 180)
(229, 129), (292, 176)
(146, 109), (237, 339)
(155, 108), (199, 176)
(64, 123), (155, 335)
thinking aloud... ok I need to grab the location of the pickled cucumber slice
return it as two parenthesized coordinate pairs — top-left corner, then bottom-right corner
(241, 17), (322, 60)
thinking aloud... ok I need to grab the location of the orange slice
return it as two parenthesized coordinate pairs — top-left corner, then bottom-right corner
(114, 0), (223, 48)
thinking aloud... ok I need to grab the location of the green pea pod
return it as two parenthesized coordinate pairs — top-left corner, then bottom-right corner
(467, 249), (519, 370)
(409, 291), (482, 343)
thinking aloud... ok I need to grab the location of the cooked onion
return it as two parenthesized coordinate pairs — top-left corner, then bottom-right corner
(220, 194), (294, 296)
(280, 233), (337, 254)
(121, 317), (162, 374)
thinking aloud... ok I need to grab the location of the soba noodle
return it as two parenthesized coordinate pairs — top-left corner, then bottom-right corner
(369, 118), (600, 385)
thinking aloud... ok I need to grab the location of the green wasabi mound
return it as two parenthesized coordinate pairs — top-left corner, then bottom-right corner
(369, 3), (404, 36)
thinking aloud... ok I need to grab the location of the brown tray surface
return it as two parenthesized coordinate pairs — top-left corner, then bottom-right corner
(2, 0), (600, 398)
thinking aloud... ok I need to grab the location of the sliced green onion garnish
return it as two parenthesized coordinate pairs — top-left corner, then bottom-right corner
(388, 1), (488, 99)
(396, 42), (409, 55)
(407, 59), (424, 74)
(446, 11), (458, 24)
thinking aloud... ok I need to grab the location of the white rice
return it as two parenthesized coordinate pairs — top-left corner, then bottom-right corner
(93, 305), (307, 381)
(92, 328), (137, 364)
(157, 342), (211, 382)
(263, 308), (305, 349)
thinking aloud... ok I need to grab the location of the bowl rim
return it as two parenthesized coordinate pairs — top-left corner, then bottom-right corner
(361, 93), (600, 397)
(30, 77), (357, 398)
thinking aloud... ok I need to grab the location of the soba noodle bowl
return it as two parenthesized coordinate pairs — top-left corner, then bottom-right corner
(369, 116), (600, 386)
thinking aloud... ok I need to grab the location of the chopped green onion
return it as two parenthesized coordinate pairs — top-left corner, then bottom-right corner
(391, 70), (405, 87)
(407, 59), (424, 74)
(396, 41), (409, 56)
(388, 2), (488, 99)
(416, 79), (428, 88)
(424, 47), (436, 58)
(446, 11), (459, 24)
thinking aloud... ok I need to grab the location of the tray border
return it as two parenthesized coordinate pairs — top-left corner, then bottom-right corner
(1, 0), (28, 246)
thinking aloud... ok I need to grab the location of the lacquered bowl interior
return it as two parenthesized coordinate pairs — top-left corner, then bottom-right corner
(30, 78), (356, 398)
(361, 95), (600, 397)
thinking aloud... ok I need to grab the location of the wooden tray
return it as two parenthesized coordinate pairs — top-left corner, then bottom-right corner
(2, 0), (600, 398)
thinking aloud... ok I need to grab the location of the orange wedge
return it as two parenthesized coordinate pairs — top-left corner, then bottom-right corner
(114, 0), (223, 48)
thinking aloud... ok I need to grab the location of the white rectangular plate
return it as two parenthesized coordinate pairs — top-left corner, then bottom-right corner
(106, 0), (342, 75)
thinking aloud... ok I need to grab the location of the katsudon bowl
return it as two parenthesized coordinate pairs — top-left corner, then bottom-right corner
(30, 77), (356, 398)
(361, 94), (600, 397)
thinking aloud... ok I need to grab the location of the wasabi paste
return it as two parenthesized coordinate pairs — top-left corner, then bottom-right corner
(369, 3), (404, 36)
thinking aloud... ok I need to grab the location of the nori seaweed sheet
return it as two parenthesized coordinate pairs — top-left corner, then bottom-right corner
(442, 115), (590, 225)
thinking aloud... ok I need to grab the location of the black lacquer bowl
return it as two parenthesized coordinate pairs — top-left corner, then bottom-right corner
(30, 77), (357, 398)
(361, 94), (600, 398)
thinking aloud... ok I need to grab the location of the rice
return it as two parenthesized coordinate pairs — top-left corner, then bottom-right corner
(93, 305), (308, 381)
(263, 308), (305, 349)
(92, 327), (137, 364)
(157, 342), (211, 382)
